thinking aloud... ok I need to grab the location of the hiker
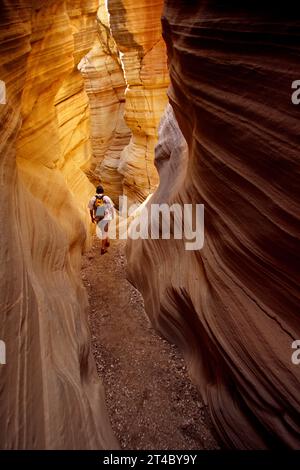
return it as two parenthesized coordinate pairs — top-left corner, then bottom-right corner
(88, 185), (115, 255)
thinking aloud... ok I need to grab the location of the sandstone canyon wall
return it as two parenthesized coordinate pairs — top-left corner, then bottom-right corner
(107, 0), (169, 203)
(78, 1), (131, 204)
(127, 2), (300, 448)
(0, 0), (117, 449)
(54, 1), (97, 203)
(78, 0), (169, 205)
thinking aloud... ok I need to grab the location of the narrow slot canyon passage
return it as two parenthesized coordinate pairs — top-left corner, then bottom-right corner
(82, 238), (219, 450)
(1, 0), (300, 452)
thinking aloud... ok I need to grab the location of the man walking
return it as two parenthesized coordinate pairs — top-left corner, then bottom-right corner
(88, 185), (115, 255)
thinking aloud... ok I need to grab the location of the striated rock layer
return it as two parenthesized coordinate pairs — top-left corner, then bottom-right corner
(127, 2), (300, 448)
(78, 2), (131, 204)
(0, 0), (117, 449)
(107, 0), (169, 203)
(54, 1), (98, 203)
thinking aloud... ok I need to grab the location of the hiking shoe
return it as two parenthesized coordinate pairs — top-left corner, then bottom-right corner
(105, 240), (110, 248)
(101, 248), (107, 255)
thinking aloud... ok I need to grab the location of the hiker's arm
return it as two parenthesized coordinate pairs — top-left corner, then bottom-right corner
(90, 209), (95, 223)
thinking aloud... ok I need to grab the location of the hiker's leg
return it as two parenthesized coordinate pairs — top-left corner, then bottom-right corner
(101, 222), (109, 253)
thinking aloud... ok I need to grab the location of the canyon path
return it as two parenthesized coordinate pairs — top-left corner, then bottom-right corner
(82, 237), (219, 450)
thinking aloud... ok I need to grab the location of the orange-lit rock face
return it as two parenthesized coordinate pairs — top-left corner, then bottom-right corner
(108, 0), (169, 203)
(54, 1), (99, 199)
(0, 0), (117, 449)
(78, 2), (131, 204)
(127, 2), (300, 448)
(77, 0), (169, 204)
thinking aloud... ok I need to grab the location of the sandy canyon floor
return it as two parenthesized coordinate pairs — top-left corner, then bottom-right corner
(81, 237), (219, 450)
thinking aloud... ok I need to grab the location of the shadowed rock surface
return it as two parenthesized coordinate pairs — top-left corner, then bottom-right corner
(127, 2), (300, 448)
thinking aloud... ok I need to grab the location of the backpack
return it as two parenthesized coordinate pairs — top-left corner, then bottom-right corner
(94, 195), (106, 220)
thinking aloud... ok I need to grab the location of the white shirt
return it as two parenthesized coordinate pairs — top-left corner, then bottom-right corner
(88, 194), (115, 221)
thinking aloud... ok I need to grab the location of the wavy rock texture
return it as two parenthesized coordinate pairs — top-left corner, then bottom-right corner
(127, 2), (300, 448)
(0, 0), (117, 449)
(108, 0), (169, 203)
(54, 0), (98, 201)
(78, 2), (131, 204)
